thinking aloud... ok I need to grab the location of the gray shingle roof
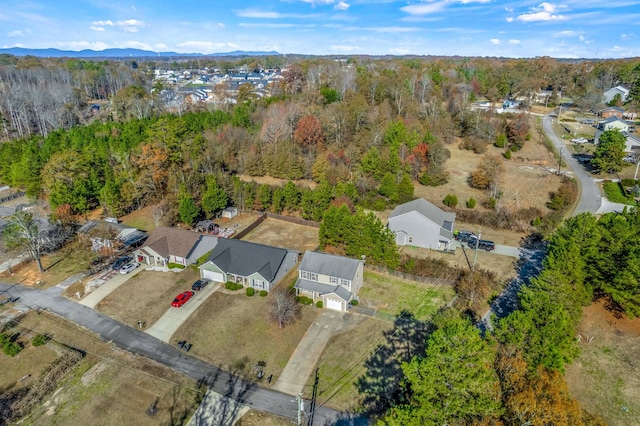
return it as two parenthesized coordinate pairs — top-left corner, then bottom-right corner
(389, 198), (456, 227)
(144, 227), (202, 258)
(294, 278), (352, 302)
(298, 251), (361, 280)
(207, 239), (294, 282)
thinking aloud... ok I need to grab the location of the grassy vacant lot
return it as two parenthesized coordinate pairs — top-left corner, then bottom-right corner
(96, 268), (200, 329)
(565, 300), (640, 426)
(359, 270), (455, 321)
(3, 312), (201, 426)
(119, 204), (158, 232)
(302, 317), (393, 411)
(0, 240), (95, 288)
(173, 291), (319, 382)
(0, 334), (59, 391)
(241, 218), (319, 253)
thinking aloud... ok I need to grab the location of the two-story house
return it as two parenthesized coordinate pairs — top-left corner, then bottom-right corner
(294, 251), (364, 312)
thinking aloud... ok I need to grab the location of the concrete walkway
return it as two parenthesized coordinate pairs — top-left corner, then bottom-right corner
(79, 265), (147, 308)
(187, 389), (249, 426)
(273, 310), (360, 396)
(145, 282), (220, 343)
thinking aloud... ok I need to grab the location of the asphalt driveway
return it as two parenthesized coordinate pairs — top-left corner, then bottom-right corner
(145, 282), (220, 343)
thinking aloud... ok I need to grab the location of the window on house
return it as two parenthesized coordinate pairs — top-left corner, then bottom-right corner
(309, 273), (318, 281)
(330, 277), (338, 284)
(342, 279), (350, 287)
(408, 237), (413, 243)
(300, 271), (308, 279)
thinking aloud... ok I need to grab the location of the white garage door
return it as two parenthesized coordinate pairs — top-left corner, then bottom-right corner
(325, 298), (343, 311)
(202, 270), (224, 283)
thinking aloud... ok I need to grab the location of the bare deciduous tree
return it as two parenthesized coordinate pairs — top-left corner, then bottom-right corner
(269, 287), (300, 329)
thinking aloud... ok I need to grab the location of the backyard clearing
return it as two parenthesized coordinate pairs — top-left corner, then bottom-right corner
(173, 291), (319, 383)
(565, 299), (640, 426)
(241, 218), (319, 253)
(0, 240), (94, 289)
(358, 270), (455, 321)
(3, 312), (201, 426)
(96, 268), (200, 330)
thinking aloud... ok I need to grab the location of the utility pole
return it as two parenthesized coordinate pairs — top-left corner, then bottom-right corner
(296, 392), (304, 426)
(558, 146), (563, 176)
(307, 368), (319, 426)
(472, 228), (481, 271)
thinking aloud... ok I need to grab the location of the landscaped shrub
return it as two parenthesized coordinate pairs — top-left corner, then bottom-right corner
(0, 333), (8, 345)
(246, 287), (255, 297)
(603, 181), (635, 205)
(495, 134), (507, 148)
(259, 290), (268, 297)
(621, 178), (639, 187)
(3, 341), (23, 357)
(316, 301), (323, 308)
(443, 194), (458, 208)
(32, 334), (48, 347)
(350, 300), (359, 306)
(296, 296), (313, 305)
(225, 282), (243, 290)
(466, 197), (477, 209)
(167, 262), (185, 270)
(503, 150), (512, 159)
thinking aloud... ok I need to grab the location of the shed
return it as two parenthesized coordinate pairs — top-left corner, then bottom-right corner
(221, 207), (238, 219)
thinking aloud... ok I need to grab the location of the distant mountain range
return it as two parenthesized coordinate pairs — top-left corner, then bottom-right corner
(0, 47), (281, 58)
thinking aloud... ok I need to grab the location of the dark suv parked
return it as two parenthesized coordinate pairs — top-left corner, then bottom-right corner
(454, 230), (476, 243)
(191, 279), (209, 291)
(468, 236), (495, 251)
(112, 256), (132, 271)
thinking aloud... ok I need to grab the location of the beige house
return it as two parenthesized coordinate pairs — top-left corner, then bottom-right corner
(135, 227), (218, 267)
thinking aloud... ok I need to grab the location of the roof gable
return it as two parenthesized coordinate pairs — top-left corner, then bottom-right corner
(207, 239), (292, 282)
(143, 227), (202, 258)
(389, 198), (456, 228)
(298, 251), (361, 280)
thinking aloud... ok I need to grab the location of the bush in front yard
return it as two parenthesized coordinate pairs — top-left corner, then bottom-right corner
(167, 263), (185, 270)
(350, 300), (359, 306)
(316, 301), (323, 308)
(259, 290), (268, 297)
(3, 341), (23, 357)
(296, 296), (313, 305)
(246, 287), (255, 297)
(225, 282), (243, 290)
(466, 197), (476, 209)
(32, 334), (48, 347)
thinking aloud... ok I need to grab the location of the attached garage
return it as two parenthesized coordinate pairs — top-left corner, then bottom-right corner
(201, 270), (224, 283)
(325, 297), (344, 312)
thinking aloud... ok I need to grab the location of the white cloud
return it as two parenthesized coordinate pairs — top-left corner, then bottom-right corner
(490, 38), (501, 45)
(90, 26), (105, 32)
(554, 30), (577, 37)
(57, 41), (110, 51)
(90, 19), (143, 32)
(92, 20), (114, 26)
(621, 33), (634, 40)
(509, 39), (520, 44)
(154, 43), (168, 51)
(505, 7), (514, 12)
(235, 9), (316, 19)
(8, 29), (31, 37)
(330, 44), (360, 52)
(401, 1), (448, 15)
(516, 3), (567, 22)
(118, 41), (152, 50)
(335, 1), (350, 10)
(506, 16), (514, 22)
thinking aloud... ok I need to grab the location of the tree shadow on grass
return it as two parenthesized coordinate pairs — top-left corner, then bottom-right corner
(355, 310), (433, 418)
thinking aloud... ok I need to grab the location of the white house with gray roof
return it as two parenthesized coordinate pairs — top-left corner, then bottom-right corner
(294, 251), (364, 312)
(388, 198), (456, 251)
(199, 239), (299, 291)
(603, 86), (629, 104)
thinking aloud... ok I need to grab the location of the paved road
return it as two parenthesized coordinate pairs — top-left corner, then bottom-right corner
(481, 112), (611, 330)
(0, 282), (354, 425)
(542, 114), (602, 214)
(145, 282), (220, 343)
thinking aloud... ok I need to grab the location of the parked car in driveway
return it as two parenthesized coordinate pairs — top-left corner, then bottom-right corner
(467, 236), (496, 251)
(454, 230), (476, 243)
(191, 279), (209, 291)
(172, 291), (195, 307)
(112, 256), (132, 270)
(119, 262), (139, 274)
(571, 137), (588, 144)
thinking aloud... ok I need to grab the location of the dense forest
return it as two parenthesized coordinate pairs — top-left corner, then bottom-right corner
(1, 54), (640, 424)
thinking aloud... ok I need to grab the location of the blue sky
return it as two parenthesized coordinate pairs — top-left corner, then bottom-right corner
(0, 0), (638, 58)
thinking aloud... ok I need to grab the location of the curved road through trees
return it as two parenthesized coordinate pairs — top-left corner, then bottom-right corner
(480, 111), (604, 331)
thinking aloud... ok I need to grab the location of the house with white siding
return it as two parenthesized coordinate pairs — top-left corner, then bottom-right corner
(387, 198), (456, 251)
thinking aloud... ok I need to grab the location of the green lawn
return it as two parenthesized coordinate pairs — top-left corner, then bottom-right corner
(603, 181), (636, 205)
(359, 271), (454, 321)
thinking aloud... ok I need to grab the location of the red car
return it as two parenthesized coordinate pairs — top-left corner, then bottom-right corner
(171, 291), (195, 308)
